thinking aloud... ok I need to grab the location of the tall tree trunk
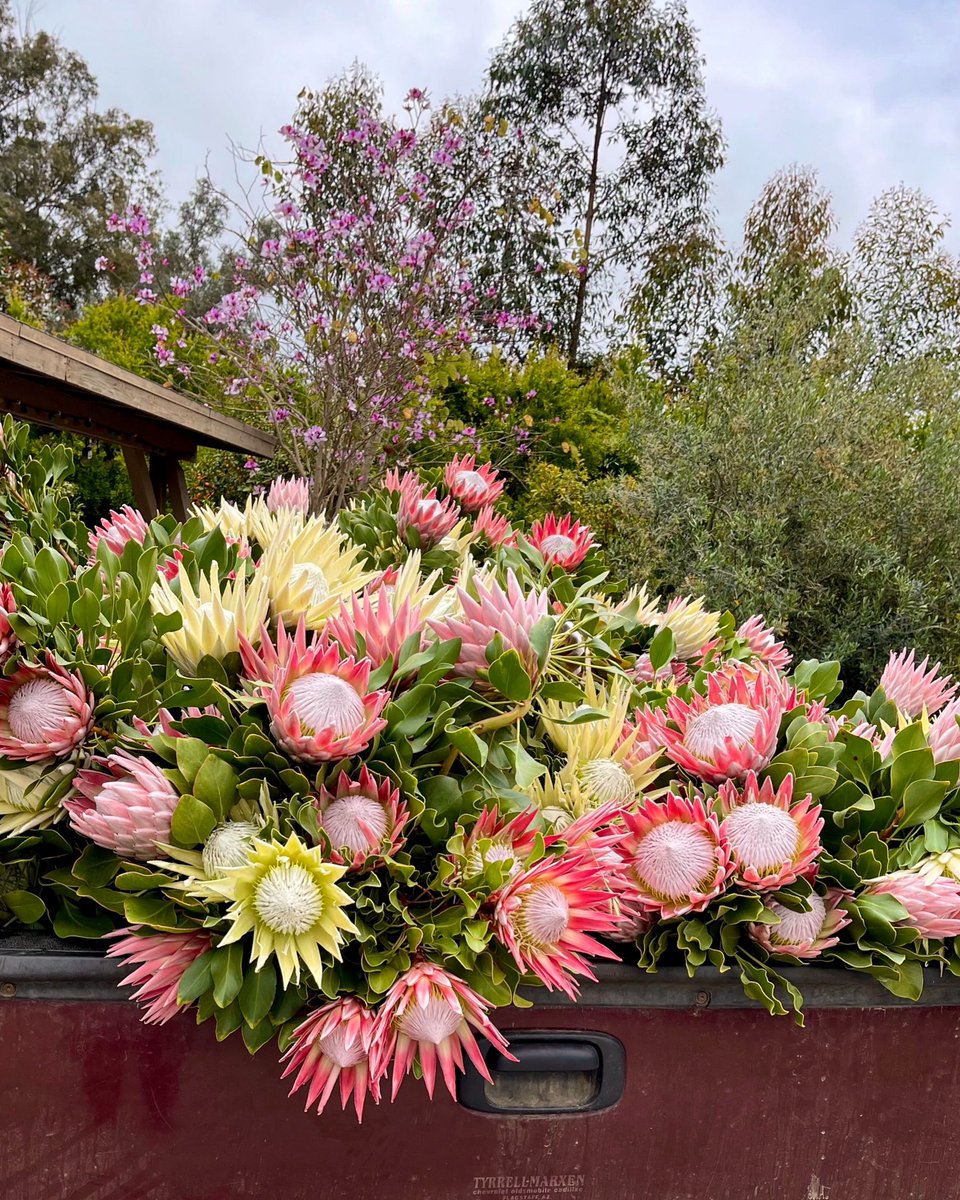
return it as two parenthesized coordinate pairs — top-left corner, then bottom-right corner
(568, 76), (608, 368)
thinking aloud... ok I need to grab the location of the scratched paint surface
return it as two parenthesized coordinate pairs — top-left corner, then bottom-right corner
(1, 1000), (957, 1200)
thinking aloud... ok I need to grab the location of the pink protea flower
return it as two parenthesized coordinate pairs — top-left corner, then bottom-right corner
(104, 928), (211, 1023)
(528, 513), (594, 570)
(715, 772), (822, 891)
(371, 962), (513, 1100)
(315, 766), (409, 870)
(444, 454), (505, 512)
(737, 615), (792, 673)
(658, 665), (786, 785)
(281, 997), (380, 1121)
(0, 657), (94, 762)
(631, 654), (690, 688)
(89, 504), (149, 557)
(266, 475), (310, 514)
(325, 582), (428, 682)
(473, 504), (515, 548)
(493, 853), (620, 998)
(397, 482), (461, 550)
(240, 620), (389, 764)
(384, 467), (421, 497)
(64, 749), (180, 860)
(455, 805), (542, 883)
(864, 870), (960, 939)
(428, 570), (550, 691)
(0, 582), (16, 665)
(880, 649), (957, 719)
(928, 698), (960, 764)
(747, 888), (851, 959)
(617, 793), (733, 919)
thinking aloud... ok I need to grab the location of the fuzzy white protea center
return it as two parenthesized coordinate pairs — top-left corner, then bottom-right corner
(202, 821), (260, 875)
(769, 895), (825, 944)
(464, 840), (520, 879)
(253, 861), (324, 933)
(580, 757), (636, 805)
(683, 703), (760, 761)
(723, 803), (799, 869)
(287, 673), (364, 735)
(321, 794), (388, 854)
(539, 533), (578, 559)
(318, 1024), (368, 1069)
(7, 678), (71, 743)
(454, 469), (487, 500)
(517, 883), (570, 948)
(633, 821), (716, 899)
(289, 563), (330, 606)
(397, 995), (463, 1045)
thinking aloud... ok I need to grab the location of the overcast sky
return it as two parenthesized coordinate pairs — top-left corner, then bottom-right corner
(22, 0), (960, 251)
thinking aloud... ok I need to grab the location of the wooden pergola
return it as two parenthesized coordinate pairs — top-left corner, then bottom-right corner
(0, 312), (275, 520)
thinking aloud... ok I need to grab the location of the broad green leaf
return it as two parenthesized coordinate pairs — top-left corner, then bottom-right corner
(171, 792), (217, 847)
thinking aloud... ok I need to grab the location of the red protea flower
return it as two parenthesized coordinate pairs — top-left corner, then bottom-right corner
(64, 749), (180, 860)
(325, 582), (428, 682)
(88, 504), (149, 557)
(281, 997), (380, 1121)
(473, 504), (516, 548)
(0, 657), (94, 762)
(429, 570), (549, 691)
(747, 888), (850, 959)
(659, 665), (786, 785)
(715, 772), (822, 891)
(444, 454), (505, 512)
(528, 513), (594, 570)
(397, 481), (461, 550)
(104, 928), (211, 1023)
(736, 615), (792, 673)
(241, 621), (389, 765)
(493, 853), (620, 998)
(315, 766), (409, 870)
(880, 649), (957, 719)
(928, 698), (960, 764)
(617, 793), (733, 919)
(864, 870), (960, 939)
(0, 582), (16, 665)
(455, 805), (542, 882)
(371, 963), (513, 1100)
(266, 475), (310, 514)
(384, 468), (421, 497)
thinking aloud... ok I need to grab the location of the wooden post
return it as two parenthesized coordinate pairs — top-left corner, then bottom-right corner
(150, 453), (190, 522)
(121, 446), (159, 518)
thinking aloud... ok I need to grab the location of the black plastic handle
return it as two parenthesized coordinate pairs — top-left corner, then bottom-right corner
(486, 1040), (600, 1074)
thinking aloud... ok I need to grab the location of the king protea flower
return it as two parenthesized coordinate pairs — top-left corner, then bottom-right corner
(880, 649), (958, 720)
(0, 582), (17, 665)
(64, 750), (180, 861)
(89, 505), (149, 558)
(747, 889), (851, 959)
(528, 513), (594, 570)
(397, 481), (462, 550)
(617, 793), (733, 918)
(454, 804), (542, 883)
(926, 699), (960, 765)
(371, 962), (513, 1100)
(325, 580), (429, 683)
(315, 766), (409, 870)
(444, 454), (505, 512)
(736, 615), (792, 673)
(266, 475), (310, 514)
(0, 657), (94, 762)
(105, 928), (211, 1023)
(473, 504), (515, 548)
(655, 595), (721, 661)
(715, 772), (822, 891)
(282, 997), (380, 1121)
(188, 832), (356, 987)
(863, 870), (960, 939)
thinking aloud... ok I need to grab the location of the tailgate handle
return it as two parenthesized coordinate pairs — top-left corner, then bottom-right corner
(490, 1041), (600, 1074)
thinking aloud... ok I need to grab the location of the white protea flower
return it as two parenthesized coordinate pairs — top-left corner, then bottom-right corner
(0, 764), (70, 835)
(201, 820), (261, 874)
(656, 596), (721, 661)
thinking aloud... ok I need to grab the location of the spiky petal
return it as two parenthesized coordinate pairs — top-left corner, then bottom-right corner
(315, 766), (409, 870)
(927, 699), (960, 765)
(528, 513), (594, 570)
(397, 482), (461, 550)
(656, 596), (721, 661)
(0, 582), (17, 665)
(864, 870), (960, 939)
(473, 504), (515, 548)
(444, 455), (505, 513)
(64, 750), (180, 861)
(747, 889), (851, 959)
(105, 928), (211, 1023)
(325, 582), (428, 684)
(715, 771), (822, 891)
(281, 997), (380, 1121)
(89, 505), (149, 558)
(0, 657), (94, 762)
(371, 962), (513, 1101)
(737, 615), (792, 673)
(266, 475), (310, 514)
(880, 649), (957, 720)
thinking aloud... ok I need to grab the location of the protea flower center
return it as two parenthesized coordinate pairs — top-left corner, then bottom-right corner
(7, 678), (71, 743)
(769, 895), (825, 944)
(517, 883), (570, 948)
(464, 840), (520, 879)
(202, 820), (260, 874)
(289, 562), (330, 606)
(723, 803), (799, 870)
(397, 995), (463, 1045)
(286, 673), (364, 735)
(321, 794), (388, 854)
(633, 822), (716, 899)
(453, 469), (487, 501)
(579, 757), (636, 805)
(253, 860), (325, 933)
(683, 703), (760, 761)
(539, 534), (578, 559)
(317, 1025), (367, 1069)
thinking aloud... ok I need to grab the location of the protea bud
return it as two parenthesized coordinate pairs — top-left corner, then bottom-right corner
(443, 455), (505, 513)
(89, 505), (149, 558)
(64, 750), (180, 861)
(880, 649), (957, 720)
(105, 928), (211, 1023)
(864, 870), (960, 939)
(266, 475), (310, 514)
(397, 482), (461, 550)
(0, 582), (17, 665)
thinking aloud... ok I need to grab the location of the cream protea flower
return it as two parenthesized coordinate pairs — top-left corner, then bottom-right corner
(747, 889), (851, 959)
(0, 658), (94, 762)
(315, 766), (409, 870)
(926, 699), (960, 764)
(880, 649), (958, 720)
(493, 853), (620, 997)
(863, 870), (960, 939)
(258, 513), (374, 629)
(266, 475), (310, 514)
(282, 997), (380, 1121)
(105, 928), (211, 1023)
(429, 570), (549, 691)
(325, 581), (429, 682)
(189, 832), (356, 987)
(89, 504), (149, 557)
(917, 848), (960, 883)
(151, 562), (270, 674)
(0, 582), (17, 665)
(444, 454), (505, 512)
(64, 750), (180, 861)
(736, 615), (792, 673)
(715, 772), (822, 891)
(0, 763), (70, 834)
(473, 504), (515, 548)
(202, 820), (262, 874)
(371, 962), (513, 1100)
(397, 482), (462, 550)
(528, 513), (594, 570)
(617, 793), (733, 918)
(656, 595), (721, 661)
(659, 665), (786, 785)
(241, 621), (389, 764)
(193, 494), (282, 548)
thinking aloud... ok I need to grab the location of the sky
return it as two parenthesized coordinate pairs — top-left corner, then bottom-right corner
(20, 0), (960, 251)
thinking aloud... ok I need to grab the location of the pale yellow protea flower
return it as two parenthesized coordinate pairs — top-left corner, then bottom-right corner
(189, 832), (357, 988)
(381, 552), (449, 622)
(151, 562), (271, 674)
(657, 595), (721, 660)
(917, 849), (960, 883)
(259, 513), (375, 630)
(527, 770), (587, 829)
(0, 764), (69, 835)
(615, 584), (662, 627)
(193, 495), (284, 548)
(154, 784), (277, 882)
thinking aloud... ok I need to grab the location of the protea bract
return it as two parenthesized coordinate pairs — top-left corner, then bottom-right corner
(282, 997), (380, 1120)
(64, 750), (180, 860)
(0, 657), (94, 762)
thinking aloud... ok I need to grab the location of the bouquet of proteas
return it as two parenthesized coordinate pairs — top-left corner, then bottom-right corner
(3, 428), (960, 1123)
